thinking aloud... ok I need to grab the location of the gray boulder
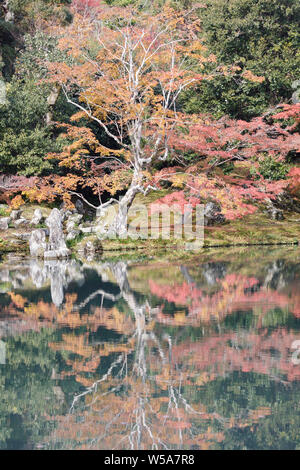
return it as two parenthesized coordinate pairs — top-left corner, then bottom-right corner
(10, 210), (22, 221)
(29, 229), (47, 257)
(13, 232), (31, 241)
(44, 208), (70, 259)
(66, 220), (76, 233)
(266, 204), (284, 220)
(0, 217), (10, 230)
(274, 192), (300, 213)
(30, 208), (44, 226)
(75, 199), (85, 214)
(60, 209), (74, 222)
(79, 225), (95, 234)
(66, 229), (80, 241)
(14, 218), (29, 227)
(204, 203), (225, 226)
(67, 213), (83, 225)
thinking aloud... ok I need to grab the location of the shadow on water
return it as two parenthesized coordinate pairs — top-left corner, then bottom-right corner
(0, 246), (300, 449)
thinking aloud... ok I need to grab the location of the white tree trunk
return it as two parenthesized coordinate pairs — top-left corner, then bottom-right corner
(114, 169), (142, 237)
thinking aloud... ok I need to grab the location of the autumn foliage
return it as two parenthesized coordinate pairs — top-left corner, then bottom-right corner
(0, 2), (299, 224)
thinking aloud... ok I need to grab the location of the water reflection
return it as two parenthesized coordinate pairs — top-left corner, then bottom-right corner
(0, 248), (300, 449)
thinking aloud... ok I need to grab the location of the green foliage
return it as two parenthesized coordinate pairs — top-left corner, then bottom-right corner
(0, 207), (9, 217)
(0, 328), (62, 448)
(5, 0), (73, 31)
(15, 31), (68, 80)
(182, 0), (300, 119)
(0, 32), (75, 176)
(0, 78), (59, 175)
(0, 19), (17, 80)
(181, 76), (270, 120)
(252, 156), (290, 181)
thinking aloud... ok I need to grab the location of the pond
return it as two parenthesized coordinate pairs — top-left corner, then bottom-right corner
(0, 246), (300, 450)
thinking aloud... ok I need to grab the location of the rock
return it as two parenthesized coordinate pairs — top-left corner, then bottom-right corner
(0, 217), (10, 230)
(266, 204), (284, 220)
(66, 220), (76, 233)
(13, 232), (31, 241)
(83, 241), (96, 261)
(204, 202), (225, 226)
(60, 209), (74, 222)
(44, 208), (71, 259)
(79, 225), (94, 234)
(10, 210), (22, 221)
(66, 229), (80, 241)
(75, 199), (85, 214)
(30, 208), (44, 226)
(85, 241), (95, 252)
(14, 218), (29, 227)
(82, 239), (102, 255)
(274, 191), (300, 213)
(67, 213), (83, 224)
(52, 386), (65, 403)
(29, 229), (47, 257)
(44, 249), (70, 260)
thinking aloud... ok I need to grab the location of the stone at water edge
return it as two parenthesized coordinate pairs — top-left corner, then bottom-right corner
(44, 208), (71, 259)
(29, 229), (47, 258)
(85, 241), (95, 252)
(0, 217), (10, 230)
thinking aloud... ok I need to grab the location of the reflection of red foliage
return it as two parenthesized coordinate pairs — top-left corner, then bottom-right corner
(150, 273), (300, 324)
(172, 329), (300, 382)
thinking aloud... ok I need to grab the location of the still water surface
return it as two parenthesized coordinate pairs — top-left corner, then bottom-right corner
(0, 247), (300, 450)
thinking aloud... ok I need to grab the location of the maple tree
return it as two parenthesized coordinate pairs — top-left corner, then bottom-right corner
(150, 106), (300, 220)
(34, 3), (209, 233)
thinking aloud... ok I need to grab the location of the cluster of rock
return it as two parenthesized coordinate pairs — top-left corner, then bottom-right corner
(30, 208), (71, 260)
(0, 199), (101, 259)
(29, 205), (100, 259)
(0, 207), (45, 231)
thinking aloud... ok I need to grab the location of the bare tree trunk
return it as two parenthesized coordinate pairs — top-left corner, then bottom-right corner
(46, 85), (60, 126)
(114, 168), (143, 237)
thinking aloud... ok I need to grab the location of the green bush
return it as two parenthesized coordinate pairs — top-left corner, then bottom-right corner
(255, 156), (290, 181)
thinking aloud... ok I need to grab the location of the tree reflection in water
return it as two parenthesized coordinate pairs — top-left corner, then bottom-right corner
(0, 250), (300, 449)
